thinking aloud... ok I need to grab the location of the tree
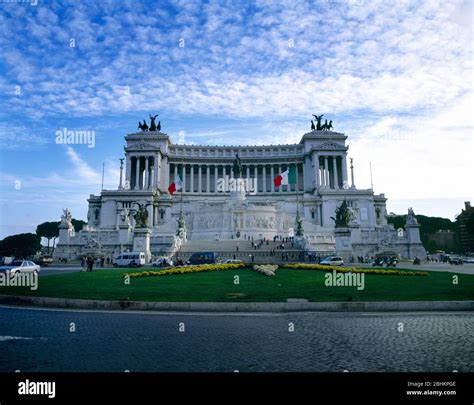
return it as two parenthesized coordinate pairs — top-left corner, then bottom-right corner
(387, 214), (462, 253)
(71, 219), (86, 232)
(36, 222), (60, 253)
(0, 233), (41, 258)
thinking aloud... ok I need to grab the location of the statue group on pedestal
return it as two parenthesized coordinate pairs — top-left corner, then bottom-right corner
(138, 114), (161, 132)
(176, 210), (187, 238)
(233, 154), (243, 178)
(132, 202), (152, 228)
(311, 114), (333, 131)
(295, 210), (304, 237)
(331, 200), (350, 228)
(405, 207), (419, 225)
(61, 208), (73, 227)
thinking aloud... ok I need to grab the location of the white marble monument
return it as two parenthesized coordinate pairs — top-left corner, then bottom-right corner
(53, 124), (426, 261)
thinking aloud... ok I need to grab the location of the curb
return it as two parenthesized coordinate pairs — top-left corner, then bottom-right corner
(0, 295), (473, 312)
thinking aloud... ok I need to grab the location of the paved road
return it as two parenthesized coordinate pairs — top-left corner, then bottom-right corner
(350, 262), (474, 275)
(39, 265), (114, 276)
(0, 306), (472, 372)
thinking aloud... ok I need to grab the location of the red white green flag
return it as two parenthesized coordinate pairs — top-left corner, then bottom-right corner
(168, 168), (183, 195)
(274, 165), (297, 187)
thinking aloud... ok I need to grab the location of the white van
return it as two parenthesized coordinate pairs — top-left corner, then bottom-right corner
(113, 252), (146, 267)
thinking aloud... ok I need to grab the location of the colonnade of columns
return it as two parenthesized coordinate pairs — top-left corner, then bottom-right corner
(124, 154), (348, 192)
(126, 155), (159, 190)
(170, 162), (304, 194)
(313, 154), (347, 189)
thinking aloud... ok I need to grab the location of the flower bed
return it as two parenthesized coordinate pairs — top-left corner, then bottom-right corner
(124, 263), (245, 278)
(252, 264), (279, 276)
(285, 263), (429, 276)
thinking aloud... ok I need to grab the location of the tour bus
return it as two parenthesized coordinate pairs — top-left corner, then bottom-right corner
(187, 252), (218, 265)
(113, 252), (146, 267)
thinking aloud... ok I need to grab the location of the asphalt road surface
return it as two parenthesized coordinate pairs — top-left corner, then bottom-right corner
(0, 306), (472, 372)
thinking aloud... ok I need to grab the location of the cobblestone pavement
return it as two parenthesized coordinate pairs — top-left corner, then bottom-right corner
(0, 306), (472, 372)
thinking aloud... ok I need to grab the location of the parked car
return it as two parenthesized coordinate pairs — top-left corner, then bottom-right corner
(186, 252), (218, 265)
(463, 257), (474, 264)
(113, 252), (146, 267)
(372, 256), (398, 267)
(151, 258), (174, 267)
(320, 256), (344, 266)
(0, 260), (40, 274)
(225, 259), (243, 264)
(32, 255), (53, 267)
(449, 256), (463, 265)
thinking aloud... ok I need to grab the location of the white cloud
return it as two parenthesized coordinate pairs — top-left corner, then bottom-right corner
(65, 146), (101, 183)
(0, 0), (472, 235)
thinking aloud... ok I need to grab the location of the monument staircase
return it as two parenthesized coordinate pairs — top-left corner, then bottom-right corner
(173, 238), (308, 264)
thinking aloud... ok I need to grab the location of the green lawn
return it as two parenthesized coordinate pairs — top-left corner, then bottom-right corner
(1, 267), (473, 302)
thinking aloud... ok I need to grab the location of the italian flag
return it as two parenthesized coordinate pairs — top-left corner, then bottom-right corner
(274, 165), (297, 187)
(168, 168), (183, 195)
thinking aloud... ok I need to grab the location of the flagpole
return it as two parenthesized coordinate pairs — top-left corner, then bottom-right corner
(295, 158), (299, 216)
(101, 162), (105, 191)
(180, 160), (184, 213)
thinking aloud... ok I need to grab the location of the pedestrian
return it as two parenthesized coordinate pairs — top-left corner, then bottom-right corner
(87, 256), (94, 272)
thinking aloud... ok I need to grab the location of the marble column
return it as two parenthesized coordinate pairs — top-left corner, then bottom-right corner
(149, 166), (154, 190)
(270, 165), (275, 193)
(198, 165), (202, 193)
(314, 154), (320, 188)
(144, 157), (149, 189)
(262, 165), (267, 193)
(333, 156), (338, 189)
(155, 154), (161, 189)
(341, 155), (348, 188)
(135, 157), (140, 190)
(324, 156), (329, 188)
(182, 164), (186, 193)
(278, 165), (282, 192)
(126, 155), (131, 187)
(206, 165), (210, 193)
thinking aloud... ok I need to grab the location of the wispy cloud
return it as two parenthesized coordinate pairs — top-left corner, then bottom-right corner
(0, 0), (472, 237)
(65, 146), (100, 183)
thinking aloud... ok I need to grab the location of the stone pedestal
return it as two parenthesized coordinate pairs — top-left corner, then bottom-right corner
(405, 222), (425, 259)
(118, 225), (132, 250)
(294, 236), (307, 250)
(229, 178), (246, 200)
(54, 223), (76, 260)
(133, 228), (152, 262)
(405, 213), (426, 259)
(334, 227), (352, 259)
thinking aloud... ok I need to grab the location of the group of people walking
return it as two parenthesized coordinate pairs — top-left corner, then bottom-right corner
(80, 256), (95, 272)
(80, 256), (112, 271)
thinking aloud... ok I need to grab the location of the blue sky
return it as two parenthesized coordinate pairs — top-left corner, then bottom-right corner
(0, 0), (473, 239)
